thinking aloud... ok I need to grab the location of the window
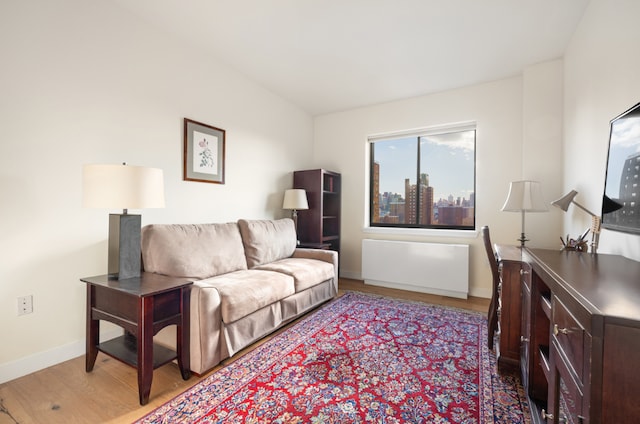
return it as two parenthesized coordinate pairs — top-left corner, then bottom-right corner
(369, 124), (476, 230)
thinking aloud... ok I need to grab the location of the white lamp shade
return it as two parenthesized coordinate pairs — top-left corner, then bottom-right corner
(282, 189), (308, 210)
(83, 164), (165, 209)
(501, 180), (547, 212)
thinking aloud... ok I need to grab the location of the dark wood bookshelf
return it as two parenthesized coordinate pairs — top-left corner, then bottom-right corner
(293, 169), (341, 255)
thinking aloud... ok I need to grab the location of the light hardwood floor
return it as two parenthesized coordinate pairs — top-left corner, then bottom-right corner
(0, 279), (489, 424)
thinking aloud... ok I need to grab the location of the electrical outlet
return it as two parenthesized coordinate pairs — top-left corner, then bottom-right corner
(18, 295), (33, 315)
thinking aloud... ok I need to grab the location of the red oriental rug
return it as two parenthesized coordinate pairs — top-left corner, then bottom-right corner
(137, 292), (530, 423)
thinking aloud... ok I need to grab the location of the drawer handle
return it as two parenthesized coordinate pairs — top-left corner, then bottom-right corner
(541, 409), (566, 422)
(520, 269), (530, 276)
(553, 324), (570, 336)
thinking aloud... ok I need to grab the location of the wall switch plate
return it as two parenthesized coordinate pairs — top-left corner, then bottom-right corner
(18, 295), (33, 315)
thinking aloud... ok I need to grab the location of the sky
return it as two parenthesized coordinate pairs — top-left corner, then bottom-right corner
(374, 130), (475, 201)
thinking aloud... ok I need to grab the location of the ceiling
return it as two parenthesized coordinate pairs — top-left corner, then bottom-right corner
(113, 0), (590, 116)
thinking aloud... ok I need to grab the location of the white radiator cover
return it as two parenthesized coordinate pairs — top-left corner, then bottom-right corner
(362, 239), (469, 299)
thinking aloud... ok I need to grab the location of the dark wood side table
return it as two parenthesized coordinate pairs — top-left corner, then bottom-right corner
(81, 273), (193, 405)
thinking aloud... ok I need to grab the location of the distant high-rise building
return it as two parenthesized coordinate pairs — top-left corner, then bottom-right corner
(439, 205), (465, 226)
(389, 201), (405, 222)
(372, 161), (380, 223)
(404, 174), (433, 225)
(372, 161), (473, 228)
(381, 215), (400, 224)
(614, 152), (640, 227)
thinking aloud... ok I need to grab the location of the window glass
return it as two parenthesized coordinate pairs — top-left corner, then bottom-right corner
(370, 126), (475, 230)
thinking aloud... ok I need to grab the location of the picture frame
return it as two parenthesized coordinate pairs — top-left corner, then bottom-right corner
(602, 102), (640, 234)
(183, 118), (226, 184)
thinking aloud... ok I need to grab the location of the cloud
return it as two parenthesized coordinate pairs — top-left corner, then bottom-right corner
(421, 131), (475, 152)
(611, 117), (640, 151)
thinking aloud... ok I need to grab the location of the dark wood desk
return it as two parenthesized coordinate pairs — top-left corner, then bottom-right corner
(81, 273), (193, 405)
(519, 249), (640, 423)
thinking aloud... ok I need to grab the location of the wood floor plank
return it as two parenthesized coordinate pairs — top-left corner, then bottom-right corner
(340, 278), (490, 313)
(0, 278), (489, 423)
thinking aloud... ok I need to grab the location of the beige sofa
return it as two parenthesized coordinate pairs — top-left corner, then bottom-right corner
(141, 218), (338, 374)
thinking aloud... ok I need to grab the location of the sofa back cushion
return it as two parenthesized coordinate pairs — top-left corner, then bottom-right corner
(141, 223), (248, 279)
(238, 218), (297, 268)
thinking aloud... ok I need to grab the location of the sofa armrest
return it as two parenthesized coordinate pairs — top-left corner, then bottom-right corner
(292, 248), (339, 279)
(153, 280), (225, 375)
(187, 281), (225, 373)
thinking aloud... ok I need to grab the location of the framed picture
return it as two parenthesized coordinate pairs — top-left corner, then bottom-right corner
(602, 102), (640, 234)
(183, 118), (226, 184)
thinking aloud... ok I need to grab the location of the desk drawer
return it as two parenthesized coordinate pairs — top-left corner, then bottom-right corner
(550, 340), (585, 424)
(552, 295), (585, 383)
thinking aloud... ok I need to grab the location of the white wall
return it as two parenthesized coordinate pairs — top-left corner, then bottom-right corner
(563, 0), (640, 261)
(314, 76), (563, 298)
(0, 0), (313, 382)
(314, 64), (566, 297)
(523, 60), (565, 244)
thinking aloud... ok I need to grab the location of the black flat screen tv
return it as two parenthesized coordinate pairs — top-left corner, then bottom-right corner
(602, 102), (640, 234)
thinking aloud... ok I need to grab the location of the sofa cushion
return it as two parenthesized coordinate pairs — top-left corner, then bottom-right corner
(238, 218), (297, 268)
(141, 223), (247, 279)
(199, 270), (295, 323)
(255, 258), (335, 292)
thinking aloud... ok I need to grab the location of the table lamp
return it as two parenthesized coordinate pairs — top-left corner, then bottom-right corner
(282, 189), (308, 242)
(83, 163), (165, 279)
(501, 180), (548, 247)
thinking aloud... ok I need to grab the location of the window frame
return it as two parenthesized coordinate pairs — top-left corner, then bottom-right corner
(368, 123), (477, 231)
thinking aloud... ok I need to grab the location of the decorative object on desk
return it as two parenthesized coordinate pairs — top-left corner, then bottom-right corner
(183, 118), (226, 184)
(82, 163), (165, 279)
(559, 230), (589, 252)
(282, 188), (308, 243)
(551, 190), (622, 253)
(501, 180), (548, 247)
(602, 101), (640, 234)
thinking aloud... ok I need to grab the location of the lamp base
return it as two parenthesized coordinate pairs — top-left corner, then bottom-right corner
(108, 214), (141, 279)
(518, 233), (528, 247)
(291, 209), (301, 242)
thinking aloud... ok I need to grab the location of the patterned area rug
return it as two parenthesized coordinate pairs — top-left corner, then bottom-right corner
(137, 292), (530, 423)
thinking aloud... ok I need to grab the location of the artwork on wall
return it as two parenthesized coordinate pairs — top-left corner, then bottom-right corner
(183, 118), (226, 184)
(602, 102), (640, 234)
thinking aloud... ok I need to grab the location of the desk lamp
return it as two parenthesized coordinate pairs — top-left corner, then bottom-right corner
(551, 190), (622, 253)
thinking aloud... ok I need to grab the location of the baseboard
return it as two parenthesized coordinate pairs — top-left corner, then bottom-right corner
(339, 269), (361, 280)
(364, 279), (468, 299)
(469, 286), (491, 299)
(0, 328), (122, 384)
